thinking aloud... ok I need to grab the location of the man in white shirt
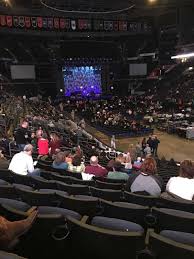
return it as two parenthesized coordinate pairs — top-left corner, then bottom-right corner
(9, 144), (39, 176)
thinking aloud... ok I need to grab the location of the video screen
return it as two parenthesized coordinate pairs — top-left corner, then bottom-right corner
(63, 66), (102, 97)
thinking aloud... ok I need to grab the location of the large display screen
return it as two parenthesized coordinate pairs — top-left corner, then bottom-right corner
(63, 66), (102, 97)
(129, 64), (147, 76)
(10, 65), (36, 80)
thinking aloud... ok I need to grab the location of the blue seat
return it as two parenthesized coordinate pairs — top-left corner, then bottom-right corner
(0, 198), (30, 212)
(91, 216), (144, 233)
(38, 206), (82, 220)
(160, 230), (194, 246)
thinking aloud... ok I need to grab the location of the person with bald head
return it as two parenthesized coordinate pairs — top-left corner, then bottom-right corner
(85, 156), (108, 177)
(9, 144), (39, 176)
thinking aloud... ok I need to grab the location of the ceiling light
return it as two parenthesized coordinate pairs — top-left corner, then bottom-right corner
(171, 53), (194, 59)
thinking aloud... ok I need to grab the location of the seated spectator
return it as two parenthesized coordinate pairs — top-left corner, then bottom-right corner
(52, 152), (68, 170)
(38, 133), (49, 156)
(30, 132), (37, 152)
(85, 156), (108, 177)
(166, 160), (194, 201)
(133, 157), (143, 170)
(125, 157), (163, 197)
(49, 133), (61, 156)
(65, 151), (73, 164)
(68, 155), (85, 173)
(9, 144), (39, 176)
(107, 161), (129, 180)
(144, 144), (152, 157)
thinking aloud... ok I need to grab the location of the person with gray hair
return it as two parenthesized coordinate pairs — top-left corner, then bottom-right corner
(9, 144), (39, 176)
(85, 156), (108, 177)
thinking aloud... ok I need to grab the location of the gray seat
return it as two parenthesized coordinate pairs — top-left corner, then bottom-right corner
(74, 195), (98, 201)
(13, 183), (34, 191)
(38, 189), (69, 196)
(160, 230), (194, 246)
(91, 216), (144, 233)
(0, 250), (27, 259)
(0, 198), (30, 212)
(38, 206), (82, 220)
(0, 179), (10, 186)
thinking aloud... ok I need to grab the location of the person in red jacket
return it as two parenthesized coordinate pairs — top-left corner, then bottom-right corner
(38, 133), (49, 156)
(85, 156), (108, 178)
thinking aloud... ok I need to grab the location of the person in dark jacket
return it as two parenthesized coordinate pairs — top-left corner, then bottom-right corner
(147, 136), (154, 153)
(15, 119), (29, 151)
(152, 135), (160, 156)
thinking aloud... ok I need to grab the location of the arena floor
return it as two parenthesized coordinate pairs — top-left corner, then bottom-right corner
(86, 126), (194, 162)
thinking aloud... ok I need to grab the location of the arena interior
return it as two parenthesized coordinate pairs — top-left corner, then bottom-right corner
(0, 0), (194, 258)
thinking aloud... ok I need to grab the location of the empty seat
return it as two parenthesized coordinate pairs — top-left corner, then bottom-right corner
(160, 230), (194, 246)
(100, 200), (149, 227)
(124, 191), (158, 207)
(95, 180), (123, 190)
(0, 250), (27, 259)
(157, 196), (194, 213)
(152, 207), (194, 233)
(0, 185), (18, 199)
(66, 216), (144, 259)
(90, 187), (123, 201)
(0, 198), (31, 221)
(38, 206), (82, 220)
(30, 176), (57, 190)
(56, 182), (89, 195)
(149, 231), (194, 259)
(58, 193), (98, 216)
(91, 216), (144, 233)
(16, 188), (58, 207)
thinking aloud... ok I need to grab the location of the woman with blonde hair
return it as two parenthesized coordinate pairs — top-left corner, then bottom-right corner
(125, 157), (163, 197)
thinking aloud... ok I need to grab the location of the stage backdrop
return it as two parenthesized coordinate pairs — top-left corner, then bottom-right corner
(63, 66), (102, 97)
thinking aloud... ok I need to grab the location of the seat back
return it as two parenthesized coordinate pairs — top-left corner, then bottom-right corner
(90, 187), (123, 201)
(152, 207), (194, 233)
(66, 216), (144, 259)
(149, 232), (194, 259)
(101, 200), (149, 227)
(157, 196), (194, 213)
(58, 194), (98, 216)
(124, 191), (158, 207)
(95, 180), (123, 190)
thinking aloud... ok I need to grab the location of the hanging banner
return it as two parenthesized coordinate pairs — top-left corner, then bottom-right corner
(37, 17), (43, 28)
(59, 18), (65, 29)
(42, 17), (47, 28)
(6, 16), (13, 27)
(13, 16), (19, 27)
(19, 16), (25, 27)
(0, 15), (6, 26)
(54, 18), (59, 29)
(31, 17), (37, 28)
(113, 21), (118, 31)
(71, 20), (76, 30)
(25, 16), (31, 28)
(47, 17), (53, 29)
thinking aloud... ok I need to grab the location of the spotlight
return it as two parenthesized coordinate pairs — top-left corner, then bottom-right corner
(148, 0), (157, 3)
(60, 89), (63, 92)
(188, 67), (193, 71)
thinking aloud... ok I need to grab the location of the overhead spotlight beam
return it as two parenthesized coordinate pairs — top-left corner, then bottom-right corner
(171, 53), (194, 59)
